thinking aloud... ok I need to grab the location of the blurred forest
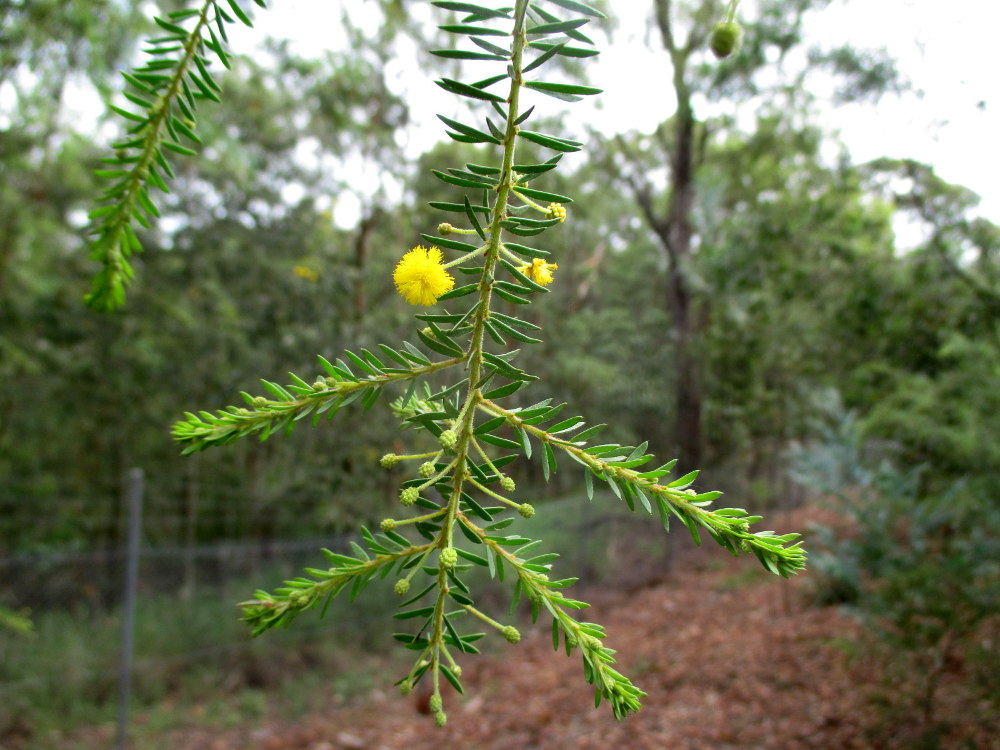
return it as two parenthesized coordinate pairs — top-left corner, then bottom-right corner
(1, 0), (998, 747)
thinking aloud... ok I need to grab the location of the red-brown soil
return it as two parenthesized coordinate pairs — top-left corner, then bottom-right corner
(73, 508), (1000, 749)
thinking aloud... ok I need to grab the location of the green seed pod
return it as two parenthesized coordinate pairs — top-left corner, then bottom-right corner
(709, 21), (740, 59)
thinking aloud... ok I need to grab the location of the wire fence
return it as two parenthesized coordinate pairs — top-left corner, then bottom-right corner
(0, 475), (685, 746)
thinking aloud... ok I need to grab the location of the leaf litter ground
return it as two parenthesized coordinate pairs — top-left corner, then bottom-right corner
(68, 507), (998, 750)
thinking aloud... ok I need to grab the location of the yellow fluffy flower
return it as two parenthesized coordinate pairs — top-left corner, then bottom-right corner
(547, 202), (567, 223)
(393, 245), (455, 306)
(518, 258), (559, 286)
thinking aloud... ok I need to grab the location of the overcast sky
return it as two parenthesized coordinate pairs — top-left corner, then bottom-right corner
(236, 0), (999, 227)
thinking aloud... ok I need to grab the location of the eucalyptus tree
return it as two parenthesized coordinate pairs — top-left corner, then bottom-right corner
(607, 0), (900, 469)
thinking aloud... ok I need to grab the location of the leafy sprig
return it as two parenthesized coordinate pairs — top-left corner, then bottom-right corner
(84, 0), (266, 312)
(165, 0), (804, 723)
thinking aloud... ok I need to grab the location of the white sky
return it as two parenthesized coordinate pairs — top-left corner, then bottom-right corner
(230, 0), (1000, 226)
(5, 1), (992, 227)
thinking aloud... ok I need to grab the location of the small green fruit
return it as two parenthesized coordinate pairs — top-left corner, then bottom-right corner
(709, 21), (740, 59)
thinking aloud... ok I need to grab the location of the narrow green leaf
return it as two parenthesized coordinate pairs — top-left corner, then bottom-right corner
(436, 77), (506, 102)
(543, 0), (605, 17)
(226, 0), (253, 26)
(431, 48), (507, 61)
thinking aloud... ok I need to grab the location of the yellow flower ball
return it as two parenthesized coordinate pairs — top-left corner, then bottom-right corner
(393, 245), (455, 306)
(517, 258), (559, 286)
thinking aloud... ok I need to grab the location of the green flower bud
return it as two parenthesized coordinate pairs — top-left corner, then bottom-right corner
(500, 476), (516, 492)
(566, 633), (579, 648)
(502, 625), (521, 644)
(288, 590), (308, 607)
(434, 711), (447, 728)
(439, 429), (458, 450)
(451, 665), (462, 678)
(400, 487), (419, 506)
(312, 380), (326, 391)
(380, 453), (400, 468)
(380, 518), (397, 532)
(419, 461), (436, 478)
(399, 679), (413, 696)
(252, 396), (268, 408)
(438, 222), (453, 234)
(324, 376), (339, 386)
(518, 503), (535, 519)
(709, 21), (740, 59)
(429, 694), (443, 713)
(394, 579), (410, 596)
(439, 547), (458, 570)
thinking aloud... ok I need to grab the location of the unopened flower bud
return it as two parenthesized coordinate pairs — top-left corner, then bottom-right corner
(709, 21), (740, 59)
(439, 429), (458, 450)
(502, 625), (521, 644)
(312, 380), (326, 390)
(500, 476), (516, 492)
(438, 222), (453, 234)
(380, 453), (400, 468)
(400, 487), (419, 506)
(434, 711), (447, 727)
(547, 202), (567, 223)
(518, 503), (535, 519)
(419, 461), (436, 478)
(394, 579), (410, 596)
(452, 665), (462, 678)
(429, 694), (443, 713)
(399, 679), (413, 696)
(252, 396), (268, 408)
(380, 518), (397, 532)
(439, 547), (458, 570)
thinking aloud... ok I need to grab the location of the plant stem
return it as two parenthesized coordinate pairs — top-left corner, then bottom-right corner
(424, 0), (531, 690)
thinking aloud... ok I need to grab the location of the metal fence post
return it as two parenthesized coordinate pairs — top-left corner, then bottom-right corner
(116, 468), (144, 750)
